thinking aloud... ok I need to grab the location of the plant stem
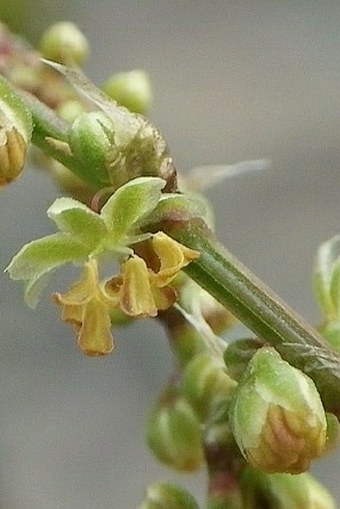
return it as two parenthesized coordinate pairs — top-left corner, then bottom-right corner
(164, 218), (340, 417)
(20, 91), (103, 188)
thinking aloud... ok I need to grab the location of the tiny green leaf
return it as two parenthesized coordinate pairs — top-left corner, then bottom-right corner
(6, 233), (88, 282)
(141, 193), (206, 226)
(100, 177), (165, 242)
(47, 197), (107, 249)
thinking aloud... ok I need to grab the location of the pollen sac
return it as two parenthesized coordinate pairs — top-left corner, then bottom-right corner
(0, 75), (32, 186)
(228, 347), (327, 474)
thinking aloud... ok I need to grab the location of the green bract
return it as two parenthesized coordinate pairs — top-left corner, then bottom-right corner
(6, 177), (165, 307)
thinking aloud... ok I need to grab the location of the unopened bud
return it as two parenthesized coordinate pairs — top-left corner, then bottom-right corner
(139, 482), (199, 509)
(40, 22), (89, 65)
(68, 110), (120, 186)
(0, 75), (32, 186)
(182, 352), (236, 421)
(229, 347), (327, 474)
(146, 385), (204, 472)
(103, 70), (152, 114)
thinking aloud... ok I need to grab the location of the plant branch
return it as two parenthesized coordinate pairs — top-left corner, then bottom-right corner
(20, 91), (103, 188)
(164, 218), (340, 418)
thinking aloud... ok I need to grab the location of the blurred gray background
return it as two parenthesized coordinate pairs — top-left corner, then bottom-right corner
(1, 1), (340, 507)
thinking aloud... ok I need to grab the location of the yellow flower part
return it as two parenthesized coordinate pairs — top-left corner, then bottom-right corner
(52, 259), (118, 356)
(104, 256), (176, 318)
(151, 232), (200, 287)
(104, 233), (199, 318)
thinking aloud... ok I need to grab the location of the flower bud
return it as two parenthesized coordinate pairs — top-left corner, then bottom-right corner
(40, 22), (89, 65)
(146, 384), (204, 472)
(0, 75), (32, 186)
(103, 70), (152, 114)
(223, 337), (265, 381)
(68, 110), (120, 185)
(229, 347), (327, 474)
(241, 468), (336, 509)
(138, 482), (199, 509)
(182, 352), (236, 421)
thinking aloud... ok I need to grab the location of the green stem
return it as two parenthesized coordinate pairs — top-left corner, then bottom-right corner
(164, 218), (340, 417)
(21, 91), (103, 189)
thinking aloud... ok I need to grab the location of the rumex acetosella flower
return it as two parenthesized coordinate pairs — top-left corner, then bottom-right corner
(6, 176), (200, 355)
(228, 347), (327, 474)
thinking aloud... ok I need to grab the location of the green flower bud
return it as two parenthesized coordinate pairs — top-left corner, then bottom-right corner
(0, 75), (32, 186)
(223, 338), (265, 381)
(103, 70), (152, 114)
(182, 352), (236, 421)
(241, 468), (336, 509)
(138, 482), (199, 509)
(40, 22), (89, 65)
(68, 110), (121, 185)
(146, 385), (204, 472)
(229, 347), (327, 474)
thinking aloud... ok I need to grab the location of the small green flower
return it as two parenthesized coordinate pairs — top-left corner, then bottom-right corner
(229, 347), (327, 474)
(6, 177), (199, 354)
